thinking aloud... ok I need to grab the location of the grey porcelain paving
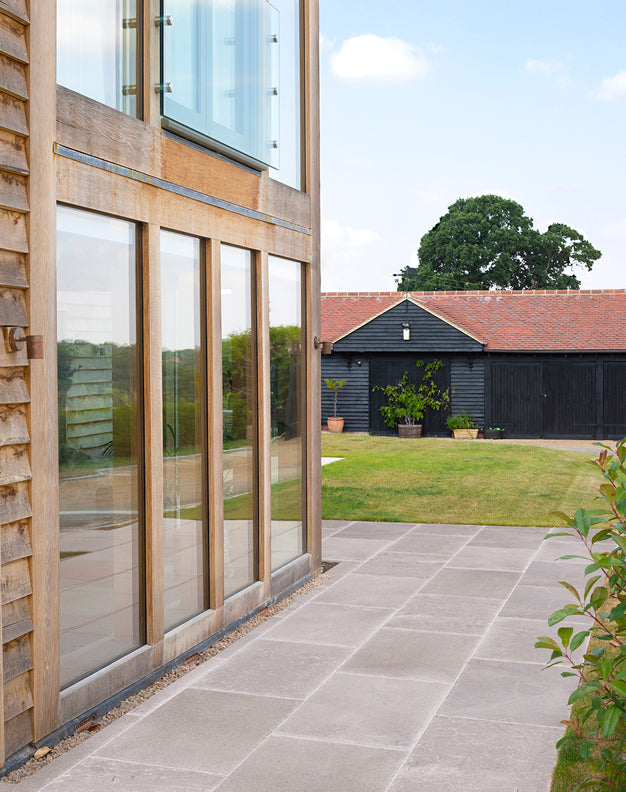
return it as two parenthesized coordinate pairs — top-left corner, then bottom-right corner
(41, 756), (224, 792)
(388, 592), (502, 635)
(410, 523), (481, 537)
(440, 658), (576, 727)
(388, 533), (469, 556)
(194, 639), (351, 699)
(277, 672), (447, 749)
(421, 566), (521, 599)
(469, 524), (548, 548)
(215, 735), (405, 792)
(500, 582), (580, 620)
(333, 521), (415, 540)
(15, 520), (572, 792)
(344, 628), (480, 683)
(447, 544), (536, 571)
(95, 689), (297, 774)
(262, 601), (392, 647)
(315, 572), (424, 608)
(389, 716), (561, 792)
(356, 552), (444, 579)
(520, 558), (588, 588)
(475, 616), (572, 664)
(321, 536), (393, 561)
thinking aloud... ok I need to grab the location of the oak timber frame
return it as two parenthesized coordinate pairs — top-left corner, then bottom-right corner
(0, 0), (321, 764)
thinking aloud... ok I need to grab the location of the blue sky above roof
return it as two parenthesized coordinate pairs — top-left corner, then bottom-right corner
(319, 1), (626, 292)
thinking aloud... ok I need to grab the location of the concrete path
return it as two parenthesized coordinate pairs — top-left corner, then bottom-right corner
(11, 520), (588, 792)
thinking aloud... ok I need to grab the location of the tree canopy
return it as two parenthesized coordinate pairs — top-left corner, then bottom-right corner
(396, 195), (601, 291)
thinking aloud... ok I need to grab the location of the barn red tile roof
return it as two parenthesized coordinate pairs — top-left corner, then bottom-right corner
(320, 290), (626, 351)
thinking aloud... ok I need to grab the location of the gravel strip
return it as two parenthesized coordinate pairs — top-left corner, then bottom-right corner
(2, 569), (334, 784)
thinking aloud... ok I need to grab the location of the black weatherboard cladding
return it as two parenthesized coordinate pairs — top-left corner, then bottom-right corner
(321, 356), (370, 432)
(332, 300), (483, 354)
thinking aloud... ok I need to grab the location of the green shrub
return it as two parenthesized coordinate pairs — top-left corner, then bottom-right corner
(446, 412), (475, 430)
(536, 438), (626, 791)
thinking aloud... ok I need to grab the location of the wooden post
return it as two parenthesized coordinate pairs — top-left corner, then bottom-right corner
(256, 251), (272, 595)
(304, 0), (321, 572)
(143, 223), (164, 658)
(206, 239), (224, 612)
(29, 0), (60, 742)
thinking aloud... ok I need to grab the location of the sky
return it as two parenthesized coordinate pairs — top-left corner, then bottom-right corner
(319, 1), (626, 293)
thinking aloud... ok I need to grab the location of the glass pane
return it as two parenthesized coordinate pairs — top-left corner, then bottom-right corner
(269, 0), (301, 188)
(57, 0), (138, 117)
(163, 0), (278, 168)
(269, 255), (304, 570)
(221, 245), (257, 596)
(57, 206), (142, 688)
(161, 231), (205, 630)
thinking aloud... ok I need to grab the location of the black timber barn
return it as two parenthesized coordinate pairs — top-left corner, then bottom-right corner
(320, 291), (626, 439)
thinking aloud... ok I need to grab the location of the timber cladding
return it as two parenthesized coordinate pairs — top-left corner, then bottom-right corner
(0, 0), (34, 765)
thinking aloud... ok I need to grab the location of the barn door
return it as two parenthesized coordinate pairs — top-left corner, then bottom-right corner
(543, 362), (596, 439)
(369, 356), (450, 436)
(604, 362), (626, 438)
(490, 363), (542, 437)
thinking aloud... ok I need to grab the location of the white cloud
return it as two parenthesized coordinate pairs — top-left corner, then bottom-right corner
(598, 70), (626, 100)
(321, 220), (384, 291)
(524, 58), (570, 86)
(331, 35), (428, 83)
(525, 58), (560, 75)
(322, 220), (381, 249)
(319, 33), (335, 54)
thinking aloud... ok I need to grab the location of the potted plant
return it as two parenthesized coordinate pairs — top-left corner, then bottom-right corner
(374, 360), (450, 438)
(324, 378), (345, 433)
(484, 426), (504, 440)
(446, 412), (479, 439)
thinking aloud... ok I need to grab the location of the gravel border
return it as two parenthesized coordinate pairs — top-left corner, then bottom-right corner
(2, 569), (333, 784)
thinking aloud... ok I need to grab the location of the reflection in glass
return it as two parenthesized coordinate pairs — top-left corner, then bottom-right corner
(161, 231), (205, 630)
(57, 0), (138, 117)
(162, 0), (280, 169)
(269, 255), (304, 570)
(221, 245), (257, 596)
(270, 0), (301, 188)
(57, 206), (141, 688)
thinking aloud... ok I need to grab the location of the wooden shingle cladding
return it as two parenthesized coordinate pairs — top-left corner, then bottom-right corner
(0, 0), (34, 764)
(0, 0), (320, 766)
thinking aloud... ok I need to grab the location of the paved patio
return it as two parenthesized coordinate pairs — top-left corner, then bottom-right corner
(10, 520), (588, 792)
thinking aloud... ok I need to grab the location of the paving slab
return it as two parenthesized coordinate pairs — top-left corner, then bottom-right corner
(262, 601), (392, 647)
(11, 520), (570, 792)
(447, 544), (536, 571)
(215, 735), (405, 792)
(421, 566), (521, 599)
(356, 552), (444, 579)
(388, 592), (502, 635)
(194, 639), (351, 699)
(277, 672), (447, 749)
(344, 628), (479, 684)
(321, 536), (394, 561)
(40, 756), (224, 792)
(439, 658), (576, 727)
(387, 533), (469, 557)
(388, 716), (561, 792)
(95, 689), (297, 774)
(333, 521), (415, 540)
(314, 572), (424, 608)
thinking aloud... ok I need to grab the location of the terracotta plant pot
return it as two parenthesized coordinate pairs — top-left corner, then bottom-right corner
(452, 428), (479, 439)
(398, 424), (422, 438)
(327, 417), (344, 433)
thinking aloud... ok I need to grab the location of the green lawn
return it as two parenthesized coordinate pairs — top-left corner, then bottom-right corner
(321, 435), (601, 526)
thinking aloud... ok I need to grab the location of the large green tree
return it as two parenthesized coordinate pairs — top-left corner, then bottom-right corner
(397, 195), (601, 291)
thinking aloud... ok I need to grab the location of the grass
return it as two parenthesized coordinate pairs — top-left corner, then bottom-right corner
(321, 434), (601, 526)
